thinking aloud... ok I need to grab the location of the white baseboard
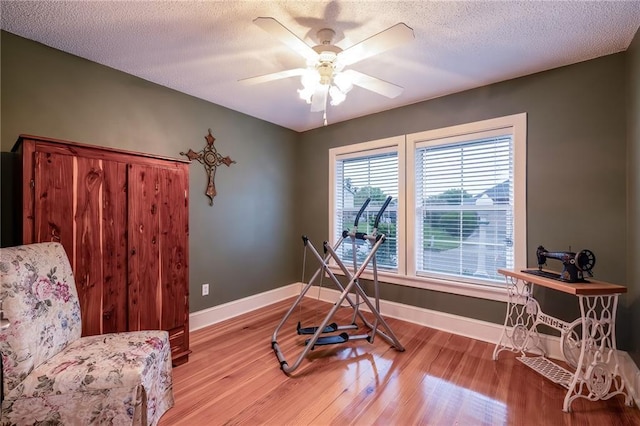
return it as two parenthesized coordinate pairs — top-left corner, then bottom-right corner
(189, 283), (301, 332)
(307, 285), (563, 360)
(189, 282), (639, 406)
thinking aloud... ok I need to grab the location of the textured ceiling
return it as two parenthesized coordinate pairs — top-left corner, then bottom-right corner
(1, 1), (639, 132)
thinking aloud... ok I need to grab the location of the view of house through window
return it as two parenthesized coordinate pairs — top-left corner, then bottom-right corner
(329, 114), (526, 299)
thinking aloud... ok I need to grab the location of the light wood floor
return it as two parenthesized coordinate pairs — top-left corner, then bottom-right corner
(159, 297), (639, 425)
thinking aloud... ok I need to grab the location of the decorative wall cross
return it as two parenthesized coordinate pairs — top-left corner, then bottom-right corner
(181, 129), (236, 205)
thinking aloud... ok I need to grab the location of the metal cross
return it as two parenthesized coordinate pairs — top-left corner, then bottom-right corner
(181, 129), (236, 205)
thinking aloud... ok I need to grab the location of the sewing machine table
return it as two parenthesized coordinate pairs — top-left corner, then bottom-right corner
(493, 268), (633, 412)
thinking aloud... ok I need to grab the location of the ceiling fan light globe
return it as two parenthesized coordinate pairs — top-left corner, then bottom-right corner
(329, 85), (346, 106)
(300, 69), (320, 89)
(297, 87), (314, 104)
(333, 72), (353, 93)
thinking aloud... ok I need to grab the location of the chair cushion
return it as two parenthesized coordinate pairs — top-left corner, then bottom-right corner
(5, 330), (171, 400)
(3, 330), (174, 425)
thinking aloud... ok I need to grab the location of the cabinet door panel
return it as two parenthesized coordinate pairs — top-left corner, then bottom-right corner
(100, 160), (128, 334)
(159, 166), (189, 332)
(128, 164), (161, 330)
(75, 157), (105, 336)
(34, 151), (74, 257)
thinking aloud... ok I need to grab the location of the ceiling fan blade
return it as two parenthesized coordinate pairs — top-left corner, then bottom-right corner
(254, 17), (319, 63)
(338, 23), (414, 66)
(239, 68), (306, 85)
(310, 84), (329, 112)
(342, 70), (404, 98)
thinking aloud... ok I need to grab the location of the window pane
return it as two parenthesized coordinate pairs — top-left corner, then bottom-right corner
(335, 151), (398, 271)
(415, 136), (514, 283)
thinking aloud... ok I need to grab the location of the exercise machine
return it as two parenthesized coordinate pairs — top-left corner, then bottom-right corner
(271, 196), (405, 374)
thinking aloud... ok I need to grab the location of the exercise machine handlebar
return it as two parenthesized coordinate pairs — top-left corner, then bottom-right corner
(353, 197), (371, 227)
(373, 196), (393, 229)
(341, 196), (394, 241)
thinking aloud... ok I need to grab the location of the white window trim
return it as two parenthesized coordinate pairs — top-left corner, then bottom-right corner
(328, 113), (527, 303)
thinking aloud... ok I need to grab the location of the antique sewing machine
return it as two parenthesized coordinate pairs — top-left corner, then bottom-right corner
(527, 245), (596, 283)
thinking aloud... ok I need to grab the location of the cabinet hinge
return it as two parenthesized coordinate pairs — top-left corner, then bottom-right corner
(30, 179), (35, 189)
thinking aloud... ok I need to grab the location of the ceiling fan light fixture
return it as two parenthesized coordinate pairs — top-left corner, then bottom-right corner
(316, 63), (334, 85)
(329, 85), (346, 106)
(299, 68), (321, 103)
(333, 72), (353, 94)
(297, 87), (314, 104)
(301, 68), (319, 86)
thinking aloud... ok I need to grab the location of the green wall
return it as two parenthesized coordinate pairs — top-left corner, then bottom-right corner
(298, 52), (630, 337)
(0, 31), (299, 312)
(1, 27), (637, 358)
(628, 28), (640, 366)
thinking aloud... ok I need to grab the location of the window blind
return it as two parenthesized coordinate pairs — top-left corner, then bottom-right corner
(335, 149), (399, 270)
(414, 135), (514, 283)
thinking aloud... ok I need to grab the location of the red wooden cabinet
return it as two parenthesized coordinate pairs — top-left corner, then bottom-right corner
(15, 135), (191, 365)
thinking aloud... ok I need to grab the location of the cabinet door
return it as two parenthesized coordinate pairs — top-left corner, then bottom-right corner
(127, 164), (161, 330)
(32, 149), (128, 336)
(128, 163), (189, 360)
(158, 165), (189, 333)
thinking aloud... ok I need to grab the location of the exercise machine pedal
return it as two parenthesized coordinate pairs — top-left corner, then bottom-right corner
(297, 322), (338, 335)
(306, 332), (350, 348)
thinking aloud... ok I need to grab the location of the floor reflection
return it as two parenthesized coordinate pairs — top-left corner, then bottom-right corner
(421, 375), (507, 424)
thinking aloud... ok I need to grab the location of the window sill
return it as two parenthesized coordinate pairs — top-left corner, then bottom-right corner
(327, 265), (509, 303)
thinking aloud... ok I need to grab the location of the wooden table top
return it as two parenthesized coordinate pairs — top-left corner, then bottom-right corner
(498, 268), (627, 296)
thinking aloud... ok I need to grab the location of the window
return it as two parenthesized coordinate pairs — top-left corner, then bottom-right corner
(412, 130), (514, 284)
(330, 136), (405, 272)
(329, 114), (526, 301)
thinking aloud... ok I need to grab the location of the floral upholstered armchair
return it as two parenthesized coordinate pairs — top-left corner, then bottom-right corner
(0, 242), (174, 425)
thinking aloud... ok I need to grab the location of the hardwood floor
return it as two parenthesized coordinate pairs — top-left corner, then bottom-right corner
(159, 298), (638, 425)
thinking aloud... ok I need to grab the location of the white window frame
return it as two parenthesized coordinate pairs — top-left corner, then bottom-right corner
(328, 113), (527, 302)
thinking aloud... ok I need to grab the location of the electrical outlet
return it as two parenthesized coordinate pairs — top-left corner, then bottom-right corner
(202, 283), (209, 296)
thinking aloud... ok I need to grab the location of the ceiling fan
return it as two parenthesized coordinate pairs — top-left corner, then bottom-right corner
(240, 17), (414, 125)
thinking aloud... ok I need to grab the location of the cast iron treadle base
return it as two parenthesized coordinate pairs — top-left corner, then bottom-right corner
(517, 356), (573, 389)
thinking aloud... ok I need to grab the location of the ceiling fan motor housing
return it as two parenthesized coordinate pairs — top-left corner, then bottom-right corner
(316, 28), (336, 45)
